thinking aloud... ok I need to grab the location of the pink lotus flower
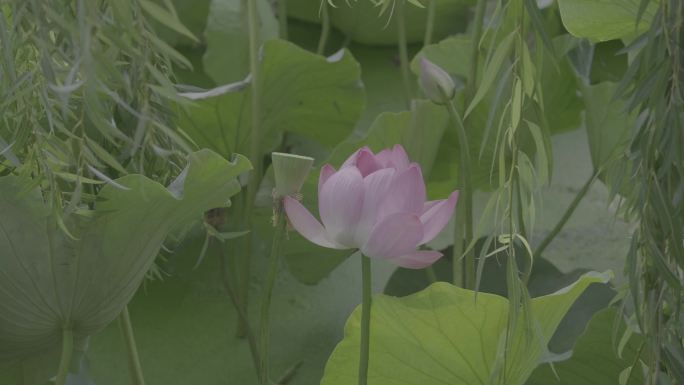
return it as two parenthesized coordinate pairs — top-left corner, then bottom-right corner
(284, 145), (459, 269)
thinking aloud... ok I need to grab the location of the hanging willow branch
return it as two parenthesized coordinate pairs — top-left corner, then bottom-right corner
(0, 0), (193, 223)
(464, 0), (557, 382)
(615, 0), (684, 382)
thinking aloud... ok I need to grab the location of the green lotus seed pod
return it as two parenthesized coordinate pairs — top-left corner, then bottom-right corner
(271, 152), (314, 197)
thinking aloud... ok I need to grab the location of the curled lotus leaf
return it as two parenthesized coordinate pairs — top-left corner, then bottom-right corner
(0, 149), (251, 363)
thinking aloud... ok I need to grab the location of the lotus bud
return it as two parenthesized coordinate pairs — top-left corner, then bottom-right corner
(271, 152), (314, 198)
(419, 58), (455, 105)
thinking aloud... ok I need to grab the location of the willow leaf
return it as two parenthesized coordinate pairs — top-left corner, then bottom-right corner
(465, 31), (515, 117)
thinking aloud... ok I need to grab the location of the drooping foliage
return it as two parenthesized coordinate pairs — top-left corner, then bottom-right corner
(1, 0), (682, 384)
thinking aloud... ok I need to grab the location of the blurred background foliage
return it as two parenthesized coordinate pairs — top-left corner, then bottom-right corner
(0, 0), (682, 384)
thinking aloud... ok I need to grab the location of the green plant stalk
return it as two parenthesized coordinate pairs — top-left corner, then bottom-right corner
(118, 306), (147, 385)
(396, 0), (413, 108)
(317, 1), (330, 55)
(465, 0), (487, 102)
(241, 0), (264, 338)
(454, 0), (486, 285)
(359, 254), (372, 385)
(534, 170), (599, 257)
(445, 99), (474, 289)
(55, 328), (73, 385)
(453, 0), (486, 288)
(219, 243), (261, 374)
(259, 204), (287, 385)
(452, 208), (465, 287)
(425, 265), (438, 283)
(279, 0), (288, 39)
(423, 0), (437, 46)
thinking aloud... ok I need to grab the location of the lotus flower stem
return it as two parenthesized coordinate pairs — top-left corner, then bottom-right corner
(452, 207), (465, 286)
(243, 0), (264, 338)
(452, 0), (484, 288)
(445, 99), (474, 289)
(119, 306), (147, 385)
(317, 1), (330, 55)
(425, 265), (438, 283)
(247, 0), (262, 174)
(279, 0), (288, 39)
(359, 253), (372, 385)
(55, 328), (74, 385)
(535, 169), (599, 257)
(466, 0), (487, 103)
(259, 203), (288, 385)
(280, 146), (456, 378)
(396, 0), (413, 108)
(423, 0), (437, 46)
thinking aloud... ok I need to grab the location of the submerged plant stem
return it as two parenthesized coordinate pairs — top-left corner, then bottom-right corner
(446, 99), (474, 289)
(317, 1), (330, 55)
(359, 254), (372, 385)
(119, 306), (147, 385)
(396, 0), (413, 107)
(55, 328), (73, 385)
(259, 207), (287, 385)
(535, 170), (599, 257)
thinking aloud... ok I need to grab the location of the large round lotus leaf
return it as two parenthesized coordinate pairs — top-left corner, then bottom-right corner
(179, 39), (365, 157)
(557, 0), (656, 42)
(321, 271), (611, 385)
(203, 0), (279, 85)
(582, 82), (635, 172)
(528, 308), (645, 385)
(287, 0), (474, 46)
(0, 150), (250, 365)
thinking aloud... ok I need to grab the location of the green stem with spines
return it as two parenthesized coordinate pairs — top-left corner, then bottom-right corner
(534, 170), (599, 257)
(396, 0), (413, 108)
(55, 328), (74, 385)
(259, 203), (287, 385)
(119, 306), (147, 385)
(445, 99), (474, 289)
(359, 254), (372, 385)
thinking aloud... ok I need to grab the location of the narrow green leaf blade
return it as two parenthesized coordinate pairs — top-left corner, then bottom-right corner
(465, 31), (515, 117)
(139, 0), (199, 42)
